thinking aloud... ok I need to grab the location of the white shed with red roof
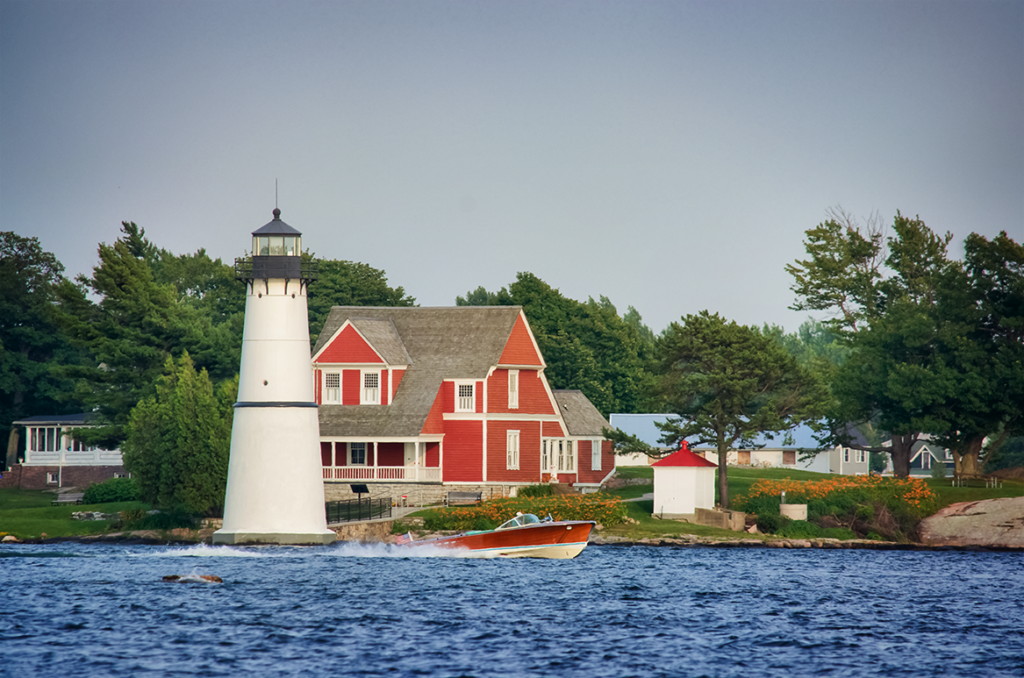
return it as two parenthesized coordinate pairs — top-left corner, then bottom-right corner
(652, 443), (717, 518)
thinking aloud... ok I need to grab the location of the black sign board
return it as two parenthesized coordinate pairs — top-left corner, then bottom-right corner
(350, 484), (369, 494)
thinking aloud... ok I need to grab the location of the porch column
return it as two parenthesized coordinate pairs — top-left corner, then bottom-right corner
(373, 441), (378, 481)
(415, 441), (420, 481)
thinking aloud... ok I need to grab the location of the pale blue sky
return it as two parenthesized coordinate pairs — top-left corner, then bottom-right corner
(2, 0), (1021, 333)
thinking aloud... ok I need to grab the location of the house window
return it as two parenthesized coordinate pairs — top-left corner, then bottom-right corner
(362, 371), (380, 405)
(46, 472), (59, 484)
(592, 439), (603, 471)
(507, 430), (520, 470)
(557, 440), (574, 473)
(508, 370), (519, 410)
(324, 373), (341, 404)
(349, 442), (367, 465)
(844, 449), (850, 463)
(856, 450), (865, 463)
(456, 382), (475, 412)
(114, 472), (130, 479)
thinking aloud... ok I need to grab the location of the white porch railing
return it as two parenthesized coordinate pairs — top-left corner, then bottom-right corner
(322, 466), (442, 482)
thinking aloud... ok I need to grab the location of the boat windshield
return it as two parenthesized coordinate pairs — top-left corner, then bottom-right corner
(496, 513), (541, 530)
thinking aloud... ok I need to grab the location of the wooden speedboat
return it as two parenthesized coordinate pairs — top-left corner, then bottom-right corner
(397, 513), (595, 559)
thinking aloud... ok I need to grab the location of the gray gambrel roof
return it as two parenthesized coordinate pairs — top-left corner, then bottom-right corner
(315, 306), (526, 438)
(552, 390), (611, 437)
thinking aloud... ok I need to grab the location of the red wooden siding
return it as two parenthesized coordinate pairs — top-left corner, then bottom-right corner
(317, 324), (385, 364)
(443, 421), (483, 482)
(475, 381), (483, 413)
(575, 440), (614, 484)
(420, 389), (445, 435)
(320, 442), (331, 467)
(381, 371), (389, 405)
(486, 369), (554, 414)
(391, 369), (405, 398)
(542, 421), (565, 437)
(343, 369), (360, 405)
(425, 442), (440, 467)
(499, 314), (543, 366)
(314, 369), (321, 404)
(486, 421), (540, 483)
(377, 442), (404, 466)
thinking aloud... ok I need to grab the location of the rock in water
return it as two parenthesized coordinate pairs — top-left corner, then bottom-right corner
(919, 496), (1024, 548)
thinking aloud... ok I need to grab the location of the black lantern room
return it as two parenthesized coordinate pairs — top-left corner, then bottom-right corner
(235, 208), (317, 289)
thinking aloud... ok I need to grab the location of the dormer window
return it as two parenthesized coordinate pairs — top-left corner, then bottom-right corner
(362, 371), (380, 405)
(456, 382), (475, 412)
(324, 373), (341, 404)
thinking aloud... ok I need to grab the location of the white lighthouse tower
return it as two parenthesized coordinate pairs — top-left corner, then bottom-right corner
(213, 209), (337, 545)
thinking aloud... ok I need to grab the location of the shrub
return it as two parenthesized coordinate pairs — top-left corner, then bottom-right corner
(83, 477), (142, 504)
(122, 506), (197, 531)
(931, 461), (947, 479)
(756, 513), (788, 534)
(422, 493), (627, 531)
(517, 484), (553, 499)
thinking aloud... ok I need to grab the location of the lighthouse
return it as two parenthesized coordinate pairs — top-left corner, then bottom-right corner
(213, 209), (337, 545)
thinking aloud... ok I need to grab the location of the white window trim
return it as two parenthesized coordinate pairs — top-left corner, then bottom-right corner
(361, 370), (381, 405)
(507, 430), (520, 470)
(455, 381), (475, 413)
(323, 371), (341, 404)
(592, 439), (603, 471)
(508, 370), (519, 410)
(349, 442), (367, 466)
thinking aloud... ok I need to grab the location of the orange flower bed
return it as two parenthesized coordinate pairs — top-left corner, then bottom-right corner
(743, 474), (936, 512)
(423, 494), (627, 531)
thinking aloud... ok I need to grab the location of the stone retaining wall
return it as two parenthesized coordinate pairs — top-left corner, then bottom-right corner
(0, 464), (126, 491)
(324, 482), (518, 506)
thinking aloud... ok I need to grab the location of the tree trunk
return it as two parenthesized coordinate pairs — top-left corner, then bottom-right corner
(889, 433), (917, 478)
(717, 438), (729, 508)
(952, 436), (986, 477)
(5, 429), (18, 470)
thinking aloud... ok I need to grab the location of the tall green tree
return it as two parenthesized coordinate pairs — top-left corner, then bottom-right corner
(0, 232), (84, 462)
(121, 353), (235, 513)
(654, 312), (826, 507)
(55, 222), (211, 448)
(786, 210), (1021, 477)
(927, 231), (1024, 475)
(608, 312), (828, 507)
(456, 273), (656, 416)
(307, 259), (416, 345)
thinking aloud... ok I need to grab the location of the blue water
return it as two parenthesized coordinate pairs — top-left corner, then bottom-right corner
(2, 543), (1022, 677)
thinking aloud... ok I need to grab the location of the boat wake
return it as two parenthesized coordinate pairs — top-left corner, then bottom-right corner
(131, 541), (473, 559)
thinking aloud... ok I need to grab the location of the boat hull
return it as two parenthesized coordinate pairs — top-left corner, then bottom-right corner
(406, 521), (595, 559)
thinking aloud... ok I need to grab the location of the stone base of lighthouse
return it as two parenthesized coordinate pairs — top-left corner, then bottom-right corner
(213, 406), (337, 546)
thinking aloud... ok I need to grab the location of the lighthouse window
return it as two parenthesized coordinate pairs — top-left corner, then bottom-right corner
(361, 371), (380, 405)
(324, 373), (341, 404)
(268, 237), (285, 255)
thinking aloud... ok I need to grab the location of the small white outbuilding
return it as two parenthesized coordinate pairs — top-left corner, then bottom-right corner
(652, 442), (717, 519)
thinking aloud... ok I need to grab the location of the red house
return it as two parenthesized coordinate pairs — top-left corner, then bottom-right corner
(311, 306), (615, 502)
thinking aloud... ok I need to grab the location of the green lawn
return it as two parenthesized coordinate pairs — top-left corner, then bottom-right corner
(0, 488), (149, 540)
(598, 466), (1024, 542)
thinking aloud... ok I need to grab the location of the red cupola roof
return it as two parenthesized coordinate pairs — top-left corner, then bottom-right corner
(652, 441), (717, 468)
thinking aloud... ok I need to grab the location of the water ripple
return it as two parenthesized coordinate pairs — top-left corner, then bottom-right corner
(2, 543), (1023, 677)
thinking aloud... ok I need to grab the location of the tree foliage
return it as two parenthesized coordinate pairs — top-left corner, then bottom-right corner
(121, 353), (235, 513)
(456, 273), (656, 416)
(612, 311), (827, 507)
(0, 232), (84, 461)
(789, 209), (1023, 477)
(307, 259), (415, 345)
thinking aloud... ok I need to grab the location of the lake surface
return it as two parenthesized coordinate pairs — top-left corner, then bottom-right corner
(2, 542), (1022, 677)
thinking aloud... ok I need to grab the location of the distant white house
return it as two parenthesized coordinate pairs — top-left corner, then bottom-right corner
(608, 414), (868, 475)
(4, 413), (125, 490)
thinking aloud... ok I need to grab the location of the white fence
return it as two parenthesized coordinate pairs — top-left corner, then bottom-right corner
(322, 466), (442, 482)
